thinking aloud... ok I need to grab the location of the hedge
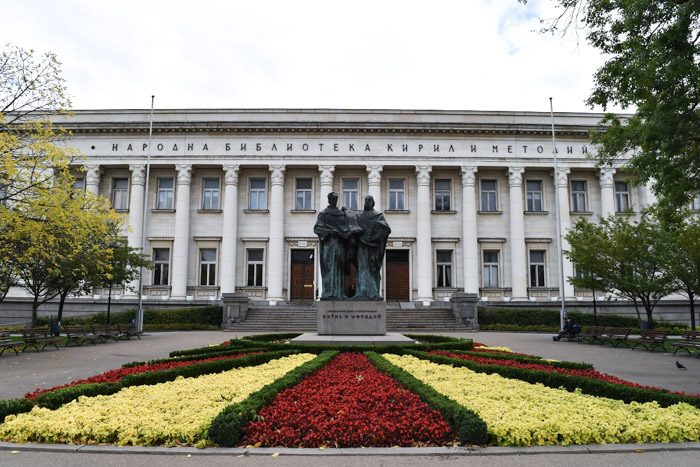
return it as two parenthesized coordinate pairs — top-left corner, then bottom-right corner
(29, 350), (298, 410)
(408, 350), (700, 409)
(366, 352), (488, 445)
(38, 305), (223, 328)
(123, 347), (268, 368)
(208, 351), (339, 446)
(446, 350), (594, 370)
(0, 398), (34, 423)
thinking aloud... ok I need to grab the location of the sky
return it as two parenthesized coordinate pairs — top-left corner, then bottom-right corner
(3, 0), (618, 113)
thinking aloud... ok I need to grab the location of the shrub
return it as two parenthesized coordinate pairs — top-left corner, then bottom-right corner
(0, 399), (34, 423)
(38, 305), (223, 329)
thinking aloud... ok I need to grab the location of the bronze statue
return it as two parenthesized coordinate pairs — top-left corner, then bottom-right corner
(314, 193), (391, 300)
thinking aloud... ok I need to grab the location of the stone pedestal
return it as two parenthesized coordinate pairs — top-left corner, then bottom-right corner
(450, 292), (479, 329)
(221, 293), (250, 328)
(318, 300), (386, 335)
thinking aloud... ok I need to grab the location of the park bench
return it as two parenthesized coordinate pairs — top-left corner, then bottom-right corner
(627, 330), (669, 352)
(671, 330), (700, 357)
(0, 331), (22, 355)
(117, 322), (143, 340)
(91, 324), (121, 342)
(596, 327), (631, 348)
(576, 326), (606, 344)
(63, 325), (98, 346)
(21, 327), (62, 351)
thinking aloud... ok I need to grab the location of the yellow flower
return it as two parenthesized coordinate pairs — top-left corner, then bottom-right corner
(0, 353), (315, 446)
(384, 354), (700, 446)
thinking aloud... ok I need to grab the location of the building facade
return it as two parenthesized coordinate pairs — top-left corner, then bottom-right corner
(53, 109), (652, 305)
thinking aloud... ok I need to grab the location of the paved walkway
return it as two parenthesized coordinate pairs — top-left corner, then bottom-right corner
(1, 330), (698, 398)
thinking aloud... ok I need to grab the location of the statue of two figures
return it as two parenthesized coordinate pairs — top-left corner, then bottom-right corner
(314, 192), (391, 300)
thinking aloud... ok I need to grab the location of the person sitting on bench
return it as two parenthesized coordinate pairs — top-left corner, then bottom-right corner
(553, 318), (580, 341)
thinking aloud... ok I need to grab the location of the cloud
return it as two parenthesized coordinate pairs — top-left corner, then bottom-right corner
(1, 0), (623, 112)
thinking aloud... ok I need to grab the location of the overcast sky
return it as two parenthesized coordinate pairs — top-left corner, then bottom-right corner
(3, 0), (619, 113)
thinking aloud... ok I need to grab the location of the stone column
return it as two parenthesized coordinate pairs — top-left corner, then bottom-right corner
(639, 180), (657, 209)
(171, 164), (192, 299)
(461, 166), (479, 294)
(220, 164), (240, 295)
(85, 164), (101, 196)
(415, 165), (433, 303)
(508, 167), (527, 300)
(126, 164), (146, 296)
(267, 164), (286, 304)
(317, 165), (335, 300)
(599, 167), (616, 219)
(554, 168), (575, 298)
(366, 165), (383, 211)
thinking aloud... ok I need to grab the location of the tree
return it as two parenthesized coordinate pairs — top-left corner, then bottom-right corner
(565, 215), (677, 327)
(525, 1), (700, 208)
(99, 239), (152, 324)
(662, 213), (700, 330)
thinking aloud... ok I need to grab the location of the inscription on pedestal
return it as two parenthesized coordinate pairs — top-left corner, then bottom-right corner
(318, 301), (386, 335)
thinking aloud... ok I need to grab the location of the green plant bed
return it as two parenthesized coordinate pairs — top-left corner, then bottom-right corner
(37, 305), (224, 329)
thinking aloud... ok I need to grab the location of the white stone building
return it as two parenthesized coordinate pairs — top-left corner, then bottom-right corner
(53, 108), (652, 305)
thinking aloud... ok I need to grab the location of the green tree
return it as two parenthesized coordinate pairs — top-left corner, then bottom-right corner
(662, 213), (700, 330)
(526, 1), (700, 207)
(565, 215), (676, 326)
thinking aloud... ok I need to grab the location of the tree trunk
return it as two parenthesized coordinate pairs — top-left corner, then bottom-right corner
(57, 291), (68, 323)
(690, 291), (696, 331)
(31, 295), (39, 327)
(632, 298), (642, 327)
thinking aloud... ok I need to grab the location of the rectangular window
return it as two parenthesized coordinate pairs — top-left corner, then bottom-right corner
(570, 180), (587, 212)
(201, 178), (220, 210)
(73, 177), (86, 191)
(111, 178), (129, 210)
(526, 180), (543, 211)
(342, 178), (359, 210)
(246, 249), (264, 286)
(529, 250), (546, 287)
(480, 179), (497, 211)
(388, 179), (405, 210)
(295, 178), (312, 210)
(436, 250), (453, 288)
(691, 193), (700, 211)
(615, 181), (630, 212)
(434, 179), (451, 211)
(153, 248), (170, 286)
(482, 250), (500, 288)
(199, 248), (217, 286)
(249, 178), (267, 210)
(156, 178), (174, 210)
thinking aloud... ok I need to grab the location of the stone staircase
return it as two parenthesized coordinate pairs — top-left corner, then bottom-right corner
(224, 302), (470, 333)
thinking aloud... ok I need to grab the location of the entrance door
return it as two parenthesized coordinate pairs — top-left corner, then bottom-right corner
(290, 249), (315, 301)
(385, 250), (409, 301)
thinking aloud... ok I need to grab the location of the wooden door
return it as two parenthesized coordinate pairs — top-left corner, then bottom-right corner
(290, 250), (315, 301)
(385, 250), (409, 301)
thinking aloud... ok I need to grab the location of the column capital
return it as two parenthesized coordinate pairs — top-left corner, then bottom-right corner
(366, 165), (383, 186)
(269, 164), (286, 186)
(460, 166), (478, 187)
(599, 167), (616, 188)
(415, 165), (432, 186)
(553, 167), (571, 188)
(508, 167), (525, 187)
(318, 165), (335, 185)
(84, 164), (102, 184)
(175, 164), (192, 185)
(129, 164), (146, 185)
(223, 164), (240, 186)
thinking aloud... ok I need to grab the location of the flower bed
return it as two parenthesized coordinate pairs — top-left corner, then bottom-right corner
(385, 354), (700, 446)
(243, 353), (454, 447)
(25, 352), (262, 400)
(429, 351), (699, 398)
(0, 353), (315, 446)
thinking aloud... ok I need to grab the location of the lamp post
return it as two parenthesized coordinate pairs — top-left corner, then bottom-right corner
(107, 242), (120, 325)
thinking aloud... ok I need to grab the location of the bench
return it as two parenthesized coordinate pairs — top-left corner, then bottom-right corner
(117, 323), (143, 340)
(596, 327), (632, 347)
(628, 330), (669, 352)
(671, 330), (700, 357)
(91, 324), (121, 342)
(21, 328), (62, 351)
(576, 326), (607, 344)
(0, 331), (22, 355)
(63, 325), (98, 346)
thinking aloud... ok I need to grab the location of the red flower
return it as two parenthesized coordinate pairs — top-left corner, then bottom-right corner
(243, 353), (453, 447)
(25, 352), (260, 400)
